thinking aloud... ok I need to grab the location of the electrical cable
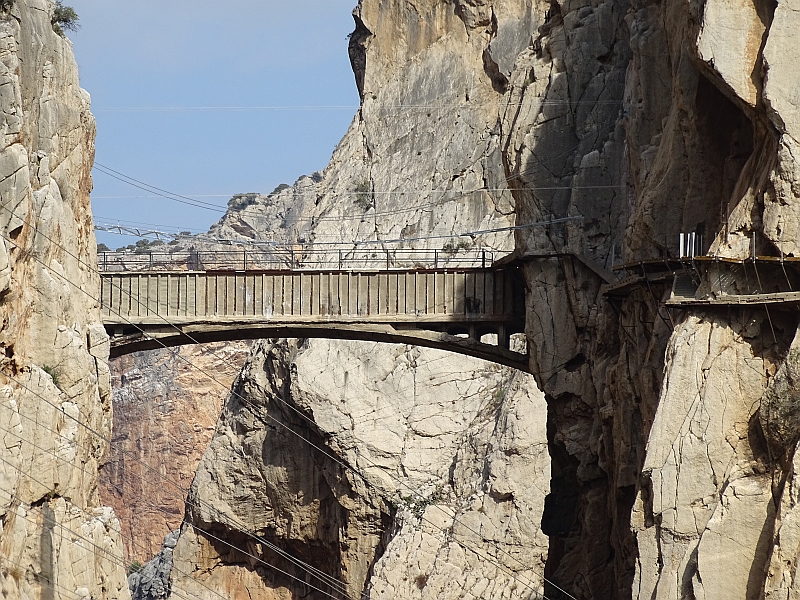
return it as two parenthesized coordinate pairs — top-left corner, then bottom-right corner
(0, 204), (578, 599)
(92, 96), (628, 113)
(92, 163), (617, 227)
(92, 119), (618, 228)
(0, 554), (84, 600)
(0, 487), (215, 600)
(5, 365), (553, 600)
(0, 424), (356, 600)
(0, 399), (354, 596)
(92, 165), (227, 213)
(94, 215), (581, 249)
(0, 256), (565, 599)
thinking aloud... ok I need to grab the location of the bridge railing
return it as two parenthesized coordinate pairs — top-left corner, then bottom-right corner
(98, 248), (500, 272)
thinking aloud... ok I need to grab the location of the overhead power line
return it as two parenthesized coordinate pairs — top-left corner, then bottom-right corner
(0, 420), (270, 600)
(0, 430), (356, 600)
(1, 202), (576, 599)
(92, 96), (627, 113)
(93, 215), (581, 247)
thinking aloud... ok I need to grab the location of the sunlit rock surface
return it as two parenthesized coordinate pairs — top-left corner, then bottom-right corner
(109, 0), (800, 598)
(101, 342), (252, 563)
(0, 1), (129, 598)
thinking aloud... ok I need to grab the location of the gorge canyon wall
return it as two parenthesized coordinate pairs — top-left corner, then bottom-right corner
(94, 0), (800, 599)
(0, 1), (129, 599)
(155, 0), (799, 598)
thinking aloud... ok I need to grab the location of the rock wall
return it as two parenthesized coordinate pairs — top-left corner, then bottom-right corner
(160, 0), (552, 598)
(171, 339), (547, 599)
(101, 342), (252, 563)
(504, 0), (800, 597)
(110, 0), (800, 598)
(0, 1), (129, 599)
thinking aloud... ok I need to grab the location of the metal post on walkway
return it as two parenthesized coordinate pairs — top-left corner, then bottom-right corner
(386, 249), (390, 271)
(481, 250), (486, 269)
(434, 249), (438, 269)
(290, 249), (295, 270)
(339, 249), (343, 270)
(243, 250), (247, 271)
(149, 252), (153, 270)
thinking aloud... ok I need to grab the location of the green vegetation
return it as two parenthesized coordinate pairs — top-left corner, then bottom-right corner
(96, 243), (111, 253)
(41, 365), (60, 388)
(269, 183), (291, 196)
(115, 239), (167, 253)
(52, 1), (79, 36)
(353, 179), (373, 211)
(760, 348), (800, 459)
(442, 239), (472, 254)
(228, 193), (261, 210)
(492, 386), (506, 404)
(415, 574), (429, 590)
(400, 486), (447, 519)
(127, 561), (143, 575)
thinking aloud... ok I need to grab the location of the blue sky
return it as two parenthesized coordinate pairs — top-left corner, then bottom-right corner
(68, 0), (360, 249)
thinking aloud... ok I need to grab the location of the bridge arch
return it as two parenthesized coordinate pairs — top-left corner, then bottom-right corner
(101, 262), (529, 372)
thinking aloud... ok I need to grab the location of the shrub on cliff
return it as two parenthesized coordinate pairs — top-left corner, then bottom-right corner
(52, 1), (79, 36)
(760, 348), (800, 459)
(353, 179), (373, 211)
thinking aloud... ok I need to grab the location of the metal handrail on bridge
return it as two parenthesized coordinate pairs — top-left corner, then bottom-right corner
(98, 248), (498, 273)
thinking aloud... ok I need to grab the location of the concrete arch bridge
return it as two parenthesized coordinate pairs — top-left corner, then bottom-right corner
(100, 248), (530, 372)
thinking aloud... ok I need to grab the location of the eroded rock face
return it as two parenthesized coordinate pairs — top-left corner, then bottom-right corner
(113, 0), (800, 598)
(158, 1), (554, 598)
(101, 343), (252, 563)
(0, 1), (129, 598)
(172, 339), (548, 599)
(504, 0), (800, 597)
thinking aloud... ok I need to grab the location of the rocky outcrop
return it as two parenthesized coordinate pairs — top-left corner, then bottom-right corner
(101, 343), (252, 563)
(504, 0), (800, 597)
(172, 339), (548, 599)
(0, 1), (129, 599)
(127, 531), (179, 600)
(105, 0), (800, 598)
(160, 1), (552, 598)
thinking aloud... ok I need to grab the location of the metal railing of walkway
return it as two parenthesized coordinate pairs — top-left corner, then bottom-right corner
(99, 248), (498, 273)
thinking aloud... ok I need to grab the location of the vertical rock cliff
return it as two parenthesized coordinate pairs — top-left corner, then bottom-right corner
(108, 0), (800, 599)
(0, 1), (130, 599)
(101, 342), (252, 563)
(505, 0), (800, 597)
(158, 1), (551, 599)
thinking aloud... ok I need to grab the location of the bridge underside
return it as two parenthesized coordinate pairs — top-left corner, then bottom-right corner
(106, 319), (530, 372)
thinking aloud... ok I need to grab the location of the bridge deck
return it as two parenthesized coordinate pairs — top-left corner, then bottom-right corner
(101, 268), (529, 370)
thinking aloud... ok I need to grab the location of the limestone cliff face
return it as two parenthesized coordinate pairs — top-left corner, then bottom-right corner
(101, 343), (252, 563)
(163, 0), (551, 598)
(504, 0), (800, 598)
(0, 1), (129, 599)
(116, 0), (800, 599)
(172, 340), (548, 599)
